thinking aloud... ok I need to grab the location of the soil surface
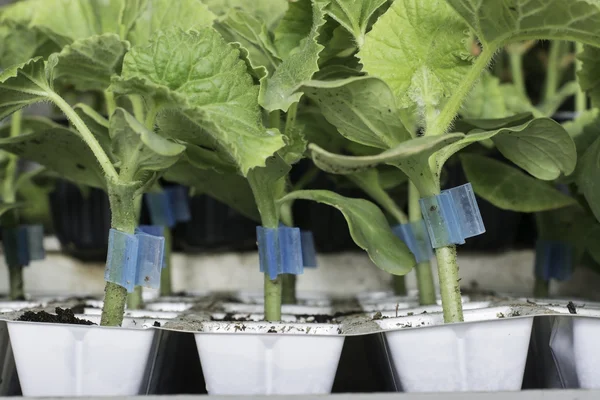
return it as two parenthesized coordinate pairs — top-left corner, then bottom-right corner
(210, 310), (360, 324)
(18, 307), (95, 325)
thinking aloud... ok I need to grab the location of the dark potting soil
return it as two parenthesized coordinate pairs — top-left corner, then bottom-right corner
(18, 307), (95, 325)
(210, 310), (360, 324)
(567, 301), (577, 314)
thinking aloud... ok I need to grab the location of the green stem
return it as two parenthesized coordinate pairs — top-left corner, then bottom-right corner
(409, 183), (436, 305)
(264, 274), (282, 321)
(8, 265), (24, 300)
(575, 42), (587, 113)
(47, 92), (119, 181)
(435, 245), (463, 323)
(100, 183), (138, 326)
(427, 47), (496, 136)
(347, 176), (408, 224)
(127, 286), (143, 310)
(285, 103), (298, 136)
(292, 166), (319, 192)
(509, 51), (526, 97)
(544, 41), (562, 102)
(104, 90), (117, 117)
(533, 278), (549, 298)
(160, 227), (173, 297)
(3, 110), (22, 204)
(130, 95), (146, 122)
(268, 110), (281, 131)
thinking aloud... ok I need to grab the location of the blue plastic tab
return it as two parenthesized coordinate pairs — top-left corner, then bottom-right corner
(136, 225), (167, 268)
(535, 240), (573, 281)
(1, 225), (45, 267)
(257, 226), (303, 280)
(105, 228), (166, 292)
(419, 183), (485, 248)
(300, 231), (317, 268)
(166, 186), (191, 223)
(392, 220), (433, 263)
(145, 192), (176, 228)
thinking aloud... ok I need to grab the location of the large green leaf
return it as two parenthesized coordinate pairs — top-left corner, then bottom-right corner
(202, 0), (288, 29)
(0, 21), (46, 68)
(0, 58), (54, 120)
(577, 134), (600, 222)
(433, 118), (576, 181)
(325, 0), (387, 47)
(247, 155), (291, 226)
(111, 28), (284, 176)
(0, 126), (105, 188)
(309, 134), (464, 196)
(461, 154), (575, 212)
(164, 160), (259, 221)
(303, 77), (412, 149)
(259, 0), (329, 112)
(358, 0), (472, 119)
(278, 189), (416, 274)
(110, 108), (185, 179)
(53, 34), (129, 92)
(446, 0), (600, 47)
(273, 0), (313, 59)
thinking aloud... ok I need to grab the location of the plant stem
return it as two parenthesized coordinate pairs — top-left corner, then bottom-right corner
(100, 183), (138, 327)
(264, 273), (282, 321)
(409, 183), (436, 305)
(127, 286), (143, 309)
(435, 245), (463, 323)
(8, 265), (24, 300)
(160, 227), (173, 297)
(509, 51), (526, 97)
(104, 90), (117, 117)
(544, 41), (562, 102)
(428, 47), (495, 136)
(575, 42), (587, 113)
(47, 92), (119, 181)
(268, 110), (281, 131)
(130, 95), (146, 122)
(533, 278), (549, 298)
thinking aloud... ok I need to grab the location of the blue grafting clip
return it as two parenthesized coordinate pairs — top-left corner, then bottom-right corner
(145, 191), (176, 228)
(165, 186), (191, 223)
(300, 230), (317, 268)
(419, 183), (485, 248)
(257, 226), (303, 280)
(1, 225), (45, 267)
(392, 220), (433, 263)
(137, 225), (167, 267)
(105, 228), (165, 292)
(534, 240), (573, 281)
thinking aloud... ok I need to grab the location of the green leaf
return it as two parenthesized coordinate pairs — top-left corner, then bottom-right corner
(110, 108), (185, 179)
(446, 0), (600, 47)
(460, 72), (509, 119)
(303, 77), (412, 149)
(325, 0), (387, 47)
(0, 21), (46, 68)
(0, 126), (105, 188)
(112, 28), (285, 176)
(461, 154), (575, 212)
(122, 0), (216, 46)
(202, 0), (288, 29)
(53, 34), (129, 92)
(273, 0), (313, 59)
(0, 58), (53, 120)
(247, 154), (292, 226)
(309, 134), (464, 196)
(164, 160), (259, 221)
(260, 0), (329, 112)
(579, 44), (600, 108)
(317, 20), (357, 65)
(433, 118), (576, 181)
(279, 126), (307, 166)
(278, 189), (416, 275)
(0, 202), (25, 219)
(358, 0), (472, 117)
(577, 135), (600, 222)
(562, 109), (600, 155)
(297, 105), (352, 152)
(454, 113), (533, 133)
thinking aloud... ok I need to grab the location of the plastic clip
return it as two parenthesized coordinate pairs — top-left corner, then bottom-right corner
(105, 228), (165, 292)
(137, 225), (168, 266)
(257, 226), (303, 280)
(392, 220), (433, 263)
(301, 231), (318, 268)
(535, 240), (573, 281)
(419, 183), (485, 248)
(2, 225), (45, 267)
(145, 186), (191, 228)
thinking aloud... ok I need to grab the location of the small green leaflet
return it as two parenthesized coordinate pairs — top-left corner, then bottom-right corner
(358, 0), (472, 120)
(445, 0), (600, 47)
(259, 0), (329, 112)
(461, 154), (575, 213)
(111, 28), (285, 176)
(303, 77), (412, 149)
(278, 189), (416, 275)
(325, 0), (387, 47)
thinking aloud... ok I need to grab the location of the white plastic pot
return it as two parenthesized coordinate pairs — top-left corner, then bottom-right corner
(375, 306), (534, 392)
(194, 322), (344, 395)
(7, 317), (157, 396)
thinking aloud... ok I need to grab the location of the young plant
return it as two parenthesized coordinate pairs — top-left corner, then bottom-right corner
(297, 0), (600, 323)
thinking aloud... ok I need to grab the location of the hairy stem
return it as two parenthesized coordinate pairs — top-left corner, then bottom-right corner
(409, 183), (436, 305)
(100, 184), (138, 326)
(427, 47), (496, 136)
(435, 245), (463, 323)
(544, 41), (562, 102)
(47, 92), (119, 181)
(575, 42), (587, 113)
(104, 90), (117, 117)
(533, 278), (549, 298)
(160, 227), (173, 297)
(509, 51), (526, 97)
(130, 95), (146, 122)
